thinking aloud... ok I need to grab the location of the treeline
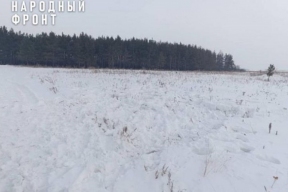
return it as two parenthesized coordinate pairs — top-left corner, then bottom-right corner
(0, 26), (242, 71)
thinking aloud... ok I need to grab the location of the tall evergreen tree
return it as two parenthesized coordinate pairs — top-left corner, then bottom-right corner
(18, 35), (35, 65)
(224, 54), (235, 70)
(216, 52), (224, 70)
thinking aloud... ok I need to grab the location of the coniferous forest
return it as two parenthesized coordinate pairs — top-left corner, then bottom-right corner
(0, 26), (242, 71)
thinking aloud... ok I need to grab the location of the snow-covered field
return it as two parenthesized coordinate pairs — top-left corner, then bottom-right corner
(0, 66), (288, 192)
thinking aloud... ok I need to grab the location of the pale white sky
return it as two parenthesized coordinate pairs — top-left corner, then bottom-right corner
(1, 0), (288, 70)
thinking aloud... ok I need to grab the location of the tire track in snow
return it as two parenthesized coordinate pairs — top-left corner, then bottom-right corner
(10, 81), (39, 105)
(0, 80), (23, 114)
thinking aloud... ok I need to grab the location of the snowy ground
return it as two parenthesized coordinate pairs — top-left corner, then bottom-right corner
(0, 66), (288, 192)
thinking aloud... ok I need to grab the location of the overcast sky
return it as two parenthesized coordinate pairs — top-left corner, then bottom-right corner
(1, 0), (288, 70)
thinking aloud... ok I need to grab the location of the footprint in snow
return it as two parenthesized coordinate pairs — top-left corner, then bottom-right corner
(193, 140), (214, 155)
(240, 144), (254, 153)
(236, 134), (249, 142)
(256, 154), (281, 164)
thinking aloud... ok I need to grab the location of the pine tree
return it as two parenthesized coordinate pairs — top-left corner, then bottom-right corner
(267, 64), (275, 81)
(18, 35), (35, 65)
(224, 54), (235, 70)
(216, 52), (224, 70)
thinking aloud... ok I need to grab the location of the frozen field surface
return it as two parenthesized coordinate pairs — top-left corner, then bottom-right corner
(0, 66), (288, 192)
